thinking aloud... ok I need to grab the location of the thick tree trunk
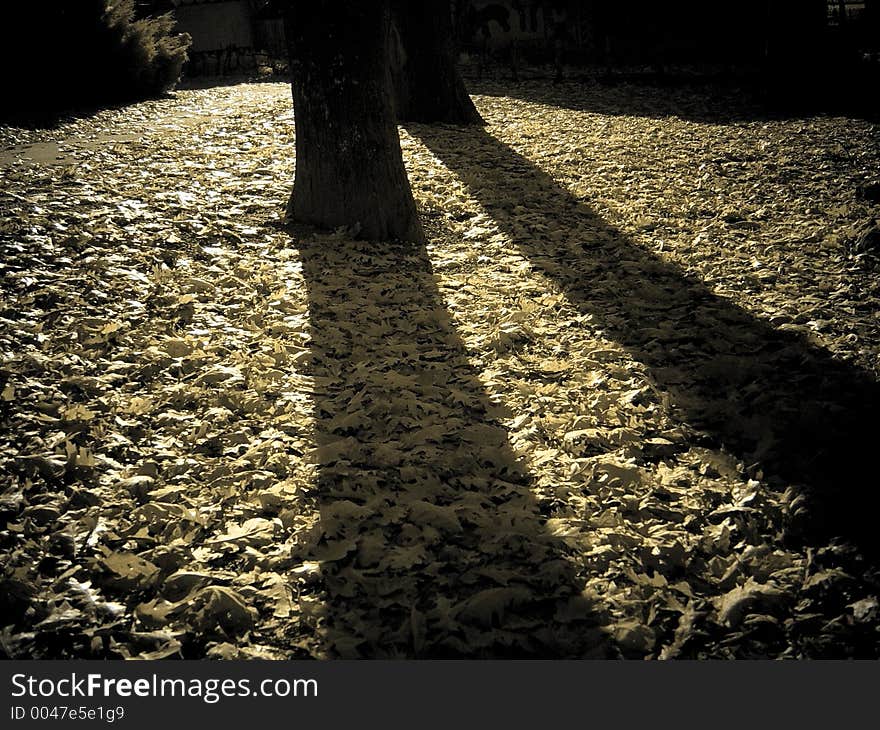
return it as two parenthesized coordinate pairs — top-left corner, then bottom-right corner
(283, 1), (424, 243)
(390, 0), (484, 124)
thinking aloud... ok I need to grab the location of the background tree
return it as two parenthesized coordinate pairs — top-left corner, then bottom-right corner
(390, 0), (484, 124)
(282, 0), (424, 242)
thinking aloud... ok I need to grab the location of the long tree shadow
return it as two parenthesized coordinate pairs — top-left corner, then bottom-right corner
(410, 124), (880, 558)
(293, 231), (615, 658)
(471, 78), (880, 124)
(473, 79), (771, 124)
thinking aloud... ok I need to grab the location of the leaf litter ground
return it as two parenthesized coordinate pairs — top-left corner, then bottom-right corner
(1, 81), (880, 659)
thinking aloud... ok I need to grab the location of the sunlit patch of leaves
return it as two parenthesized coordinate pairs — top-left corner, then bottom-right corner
(1, 80), (879, 658)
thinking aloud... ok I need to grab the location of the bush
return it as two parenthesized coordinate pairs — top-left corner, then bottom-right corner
(101, 0), (191, 99)
(4, 0), (191, 121)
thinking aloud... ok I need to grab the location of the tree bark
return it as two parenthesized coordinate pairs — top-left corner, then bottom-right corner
(283, 0), (424, 243)
(390, 0), (484, 124)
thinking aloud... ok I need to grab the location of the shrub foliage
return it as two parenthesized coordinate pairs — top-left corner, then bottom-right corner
(6, 0), (191, 119)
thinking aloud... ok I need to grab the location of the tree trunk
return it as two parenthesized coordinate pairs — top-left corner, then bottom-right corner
(390, 0), (484, 124)
(283, 0), (424, 243)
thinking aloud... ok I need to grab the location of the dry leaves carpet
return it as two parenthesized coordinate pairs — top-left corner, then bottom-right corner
(1, 81), (879, 659)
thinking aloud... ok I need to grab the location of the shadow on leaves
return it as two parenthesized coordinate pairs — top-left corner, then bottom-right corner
(472, 77), (880, 125)
(294, 232), (616, 658)
(410, 124), (880, 559)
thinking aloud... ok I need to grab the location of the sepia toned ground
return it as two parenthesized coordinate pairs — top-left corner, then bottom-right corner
(1, 80), (879, 659)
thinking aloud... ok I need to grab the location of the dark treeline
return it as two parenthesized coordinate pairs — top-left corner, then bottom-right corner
(140, 1), (878, 74)
(532, 0), (828, 65)
(3, 0), (878, 123)
(456, 0), (877, 65)
(455, 0), (878, 112)
(2, 0), (190, 123)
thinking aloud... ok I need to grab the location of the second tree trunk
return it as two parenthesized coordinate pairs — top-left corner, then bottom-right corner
(284, 1), (424, 243)
(391, 0), (484, 125)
